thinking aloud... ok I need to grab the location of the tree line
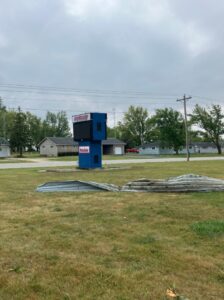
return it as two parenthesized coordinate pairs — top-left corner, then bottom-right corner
(0, 98), (70, 156)
(0, 97), (223, 155)
(112, 104), (224, 154)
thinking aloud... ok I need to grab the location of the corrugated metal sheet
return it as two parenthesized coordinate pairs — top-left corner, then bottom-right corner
(36, 180), (119, 192)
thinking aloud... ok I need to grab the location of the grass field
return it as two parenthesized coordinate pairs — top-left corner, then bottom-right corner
(0, 161), (224, 299)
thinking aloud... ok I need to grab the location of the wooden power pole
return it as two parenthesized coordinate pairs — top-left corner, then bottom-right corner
(177, 94), (192, 162)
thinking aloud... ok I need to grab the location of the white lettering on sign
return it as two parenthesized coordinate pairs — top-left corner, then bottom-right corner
(79, 146), (90, 154)
(72, 113), (91, 123)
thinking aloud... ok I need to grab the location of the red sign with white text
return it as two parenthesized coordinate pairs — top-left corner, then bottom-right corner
(79, 146), (90, 154)
(72, 113), (91, 123)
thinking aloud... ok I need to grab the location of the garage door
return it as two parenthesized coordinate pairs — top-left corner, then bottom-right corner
(114, 146), (122, 155)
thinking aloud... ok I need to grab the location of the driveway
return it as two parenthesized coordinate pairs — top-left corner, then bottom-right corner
(0, 156), (223, 169)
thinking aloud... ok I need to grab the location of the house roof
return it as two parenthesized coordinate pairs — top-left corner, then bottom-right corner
(140, 141), (224, 149)
(102, 138), (126, 145)
(39, 137), (126, 147)
(0, 137), (9, 146)
(190, 141), (223, 148)
(39, 137), (77, 146)
(140, 142), (161, 148)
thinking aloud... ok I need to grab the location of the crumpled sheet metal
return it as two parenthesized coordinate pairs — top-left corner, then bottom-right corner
(36, 180), (119, 192)
(36, 174), (224, 193)
(121, 174), (224, 192)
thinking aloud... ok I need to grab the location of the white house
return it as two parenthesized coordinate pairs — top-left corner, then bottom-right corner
(0, 138), (10, 158)
(139, 141), (224, 155)
(38, 137), (78, 157)
(38, 137), (126, 157)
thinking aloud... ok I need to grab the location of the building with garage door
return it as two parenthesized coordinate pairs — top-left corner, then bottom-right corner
(38, 137), (126, 156)
(102, 138), (126, 155)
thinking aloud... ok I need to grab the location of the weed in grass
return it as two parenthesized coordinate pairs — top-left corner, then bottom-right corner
(63, 293), (71, 300)
(217, 273), (224, 282)
(191, 220), (224, 237)
(132, 234), (156, 245)
(53, 206), (63, 212)
(62, 212), (78, 218)
(8, 266), (23, 273)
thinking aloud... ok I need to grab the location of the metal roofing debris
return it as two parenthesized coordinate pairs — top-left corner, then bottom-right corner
(36, 180), (119, 192)
(122, 174), (224, 192)
(36, 174), (224, 193)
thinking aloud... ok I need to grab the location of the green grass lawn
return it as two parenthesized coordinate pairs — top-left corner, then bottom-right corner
(0, 161), (224, 299)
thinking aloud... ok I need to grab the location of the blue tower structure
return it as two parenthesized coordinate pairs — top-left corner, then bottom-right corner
(73, 112), (107, 169)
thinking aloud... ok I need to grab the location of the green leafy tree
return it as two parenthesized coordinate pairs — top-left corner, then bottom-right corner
(5, 110), (17, 140)
(192, 104), (224, 154)
(26, 112), (42, 150)
(10, 107), (29, 157)
(118, 106), (151, 147)
(42, 111), (70, 138)
(55, 111), (71, 137)
(107, 126), (120, 138)
(0, 97), (7, 138)
(152, 108), (185, 154)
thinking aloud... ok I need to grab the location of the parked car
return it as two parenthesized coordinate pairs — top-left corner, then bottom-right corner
(126, 148), (139, 153)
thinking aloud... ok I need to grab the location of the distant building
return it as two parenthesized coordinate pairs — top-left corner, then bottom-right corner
(38, 137), (78, 157)
(102, 138), (126, 155)
(139, 141), (224, 155)
(38, 137), (126, 156)
(0, 138), (10, 158)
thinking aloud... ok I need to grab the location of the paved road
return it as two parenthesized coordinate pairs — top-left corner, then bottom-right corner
(0, 156), (223, 169)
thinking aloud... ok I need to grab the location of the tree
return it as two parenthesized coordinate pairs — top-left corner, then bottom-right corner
(26, 112), (42, 150)
(192, 104), (224, 154)
(107, 126), (117, 138)
(55, 111), (71, 137)
(10, 107), (29, 156)
(152, 108), (185, 154)
(42, 111), (71, 138)
(118, 106), (151, 147)
(0, 97), (7, 138)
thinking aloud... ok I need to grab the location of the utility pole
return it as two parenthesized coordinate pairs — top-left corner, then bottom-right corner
(0, 96), (6, 139)
(113, 108), (117, 138)
(177, 94), (192, 162)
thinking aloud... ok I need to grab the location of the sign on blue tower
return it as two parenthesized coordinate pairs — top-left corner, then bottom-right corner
(73, 112), (107, 169)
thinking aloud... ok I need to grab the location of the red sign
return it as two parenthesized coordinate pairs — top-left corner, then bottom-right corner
(79, 146), (90, 154)
(72, 113), (91, 123)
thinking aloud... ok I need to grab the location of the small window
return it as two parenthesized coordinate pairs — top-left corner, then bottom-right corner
(97, 122), (102, 132)
(42, 145), (45, 148)
(51, 146), (54, 148)
(152, 146), (155, 150)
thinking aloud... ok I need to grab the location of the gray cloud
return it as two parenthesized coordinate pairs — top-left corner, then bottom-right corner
(0, 0), (223, 126)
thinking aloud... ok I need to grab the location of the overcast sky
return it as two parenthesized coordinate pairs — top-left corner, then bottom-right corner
(0, 0), (224, 126)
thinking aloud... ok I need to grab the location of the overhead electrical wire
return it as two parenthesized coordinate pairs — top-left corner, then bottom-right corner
(0, 82), (222, 117)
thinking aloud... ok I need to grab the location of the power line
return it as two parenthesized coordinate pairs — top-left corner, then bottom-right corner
(6, 106), (127, 114)
(0, 82), (181, 97)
